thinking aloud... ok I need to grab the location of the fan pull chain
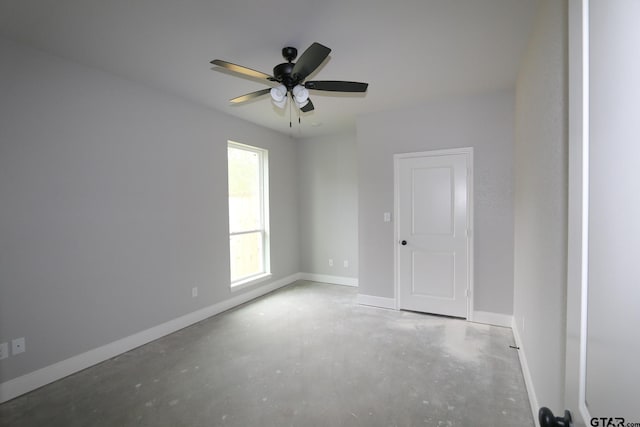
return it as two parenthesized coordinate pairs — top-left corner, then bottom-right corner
(289, 94), (292, 128)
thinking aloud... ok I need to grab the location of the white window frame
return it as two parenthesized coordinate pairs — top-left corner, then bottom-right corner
(228, 141), (271, 290)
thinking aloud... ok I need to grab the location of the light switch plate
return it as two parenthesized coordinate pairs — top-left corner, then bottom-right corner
(0, 342), (8, 360)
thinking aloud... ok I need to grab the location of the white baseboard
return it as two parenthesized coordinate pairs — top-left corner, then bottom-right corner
(356, 293), (397, 309)
(298, 273), (358, 287)
(471, 310), (514, 328)
(0, 273), (300, 404)
(511, 318), (540, 427)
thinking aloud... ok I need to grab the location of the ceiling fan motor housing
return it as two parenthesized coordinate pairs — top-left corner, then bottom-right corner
(273, 62), (297, 90)
(273, 46), (301, 90)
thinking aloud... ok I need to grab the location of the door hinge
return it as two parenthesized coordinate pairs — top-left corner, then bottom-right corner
(465, 289), (470, 297)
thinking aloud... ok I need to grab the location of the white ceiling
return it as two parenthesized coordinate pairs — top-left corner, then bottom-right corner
(0, 0), (539, 137)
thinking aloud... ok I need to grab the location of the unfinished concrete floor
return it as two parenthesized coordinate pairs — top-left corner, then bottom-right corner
(0, 281), (534, 427)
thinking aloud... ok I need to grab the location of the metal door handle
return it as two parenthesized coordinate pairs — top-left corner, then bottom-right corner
(400, 240), (407, 245)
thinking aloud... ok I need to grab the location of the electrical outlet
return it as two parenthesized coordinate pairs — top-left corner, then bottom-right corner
(328, 259), (333, 267)
(12, 337), (25, 355)
(0, 342), (8, 360)
(343, 260), (349, 268)
(192, 287), (198, 298)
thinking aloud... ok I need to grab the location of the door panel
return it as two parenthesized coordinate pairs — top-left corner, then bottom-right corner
(584, 0), (640, 420)
(566, 2), (640, 425)
(411, 251), (455, 298)
(396, 149), (471, 318)
(411, 167), (453, 235)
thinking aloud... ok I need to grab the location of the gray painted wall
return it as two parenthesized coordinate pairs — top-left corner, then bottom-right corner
(297, 132), (358, 278)
(513, 0), (568, 414)
(356, 90), (516, 315)
(0, 38), (299, 382)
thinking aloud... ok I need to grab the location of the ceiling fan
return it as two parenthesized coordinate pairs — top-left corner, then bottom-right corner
(210, 42), (368, 113)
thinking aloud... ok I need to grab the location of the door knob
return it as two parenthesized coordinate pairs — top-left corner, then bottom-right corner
(539, 407), (572, 427)
(400, 240), (407, 245)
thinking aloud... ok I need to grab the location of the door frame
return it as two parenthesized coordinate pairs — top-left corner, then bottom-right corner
(565, 0), (589, 425)
(393, 147), (474, 319)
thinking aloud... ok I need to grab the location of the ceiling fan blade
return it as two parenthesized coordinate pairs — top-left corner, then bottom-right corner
(305, 80), (368, 92)
(292, 42), (331, 81)
(300, 98), (314, 113)
(230, 88), (271, 103)
(211, 59), (274, 81)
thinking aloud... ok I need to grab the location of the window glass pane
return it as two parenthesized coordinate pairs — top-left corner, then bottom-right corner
(228, 147), (260, 233)
(230, 232), (263, 282)
(228, 141), (269, 285)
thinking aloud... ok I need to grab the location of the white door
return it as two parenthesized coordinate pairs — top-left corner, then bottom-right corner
(395, 148), (472, 318)
(565, 2), (640, 426)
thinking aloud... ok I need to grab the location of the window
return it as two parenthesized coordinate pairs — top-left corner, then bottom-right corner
(228, 141), (270, 287)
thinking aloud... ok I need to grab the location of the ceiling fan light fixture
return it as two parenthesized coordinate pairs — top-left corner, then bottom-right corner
(292, 84), (309, 104)
(270, 84), (287, 102)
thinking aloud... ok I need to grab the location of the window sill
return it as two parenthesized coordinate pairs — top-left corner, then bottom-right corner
(230, 273), (272, 292)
